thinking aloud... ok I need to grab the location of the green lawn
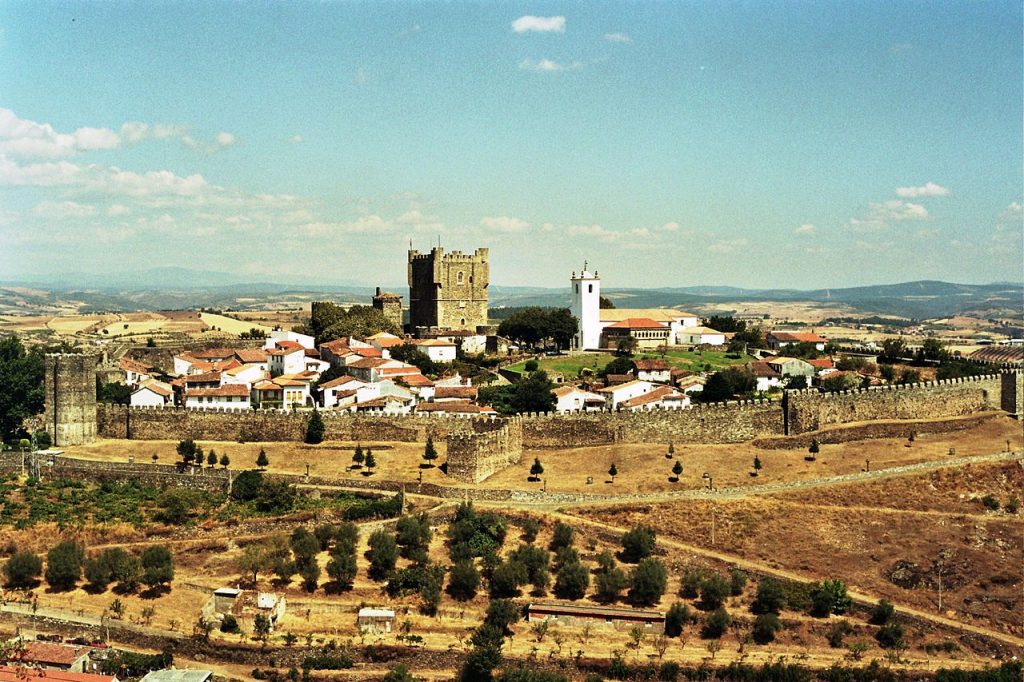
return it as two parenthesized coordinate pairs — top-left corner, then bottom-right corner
(506, 349), (753, 378)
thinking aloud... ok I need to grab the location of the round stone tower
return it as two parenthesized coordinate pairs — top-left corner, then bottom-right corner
(44, 353), (98, 447)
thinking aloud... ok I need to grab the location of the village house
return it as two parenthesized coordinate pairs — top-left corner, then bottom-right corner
(346, 358), (416, 383)
(0, 667), (116, 682)
(764, 356), (816, 383)
(677, 326), (726, 346)
(130, 379), (174, 407)
(551, 385), (608, 413)
(367, 332), (404, 357)
(264, 329), (315, 350)
(431, 385), (478, 403)
(747, 361), (784, 392)
(233, 348), (268, 370)
(632, 359), (670, 384)
(353, 394), (415, 414)
(319, 375), (370, 409)
(601, 318), (671, 351)
(14, 642), (96, 673)
(604, 373), (634, 386)
(618, 385), (689, 411)
(410, 338), (458, 363)
(809, 357), (837, 377)
(183, 371), (222, 390)
(421, 329), (487, 354)
(596, 379), (655, 409)
(118, 357), (155, 386)
(185, 384), (251, 409)
(221, 363), (266, 386)
(267, 344), (305, 377)
(674, 375), (706, 395)
(396, 373), (435, 399)
(767, 331), (827, 352)
(302, 348), (330, 376)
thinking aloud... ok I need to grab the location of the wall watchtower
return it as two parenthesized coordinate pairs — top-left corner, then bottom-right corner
(44, 353), (98, 446)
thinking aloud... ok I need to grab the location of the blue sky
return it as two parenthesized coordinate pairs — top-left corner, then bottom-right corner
(1, 1), (1021, 289)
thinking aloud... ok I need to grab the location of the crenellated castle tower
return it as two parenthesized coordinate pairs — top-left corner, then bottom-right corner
(407, 247), (489, 332)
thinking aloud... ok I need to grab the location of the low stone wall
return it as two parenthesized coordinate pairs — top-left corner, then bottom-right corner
(0, 452), (230, 491)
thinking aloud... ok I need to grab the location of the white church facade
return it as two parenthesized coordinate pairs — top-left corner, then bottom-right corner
(570, 264), (703, 350)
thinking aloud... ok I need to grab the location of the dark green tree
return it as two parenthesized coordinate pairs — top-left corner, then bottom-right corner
(45, 541), (84, 591)
(447, 560), (481, 601)
(509, 370), (557, 414)
(305, 410), (325, 444)
(0, 336), (44, 441)
(752, 613), (782, 644)
(256, 448), (269, 469)
(529, 457), (544, 481)
(702, 607), (731, 639)
(367, 529), (398, 581)
(4, 551), (42, 588)
(620, 525), (657, 563)
(364, 450), (377, 473)
(422, 436), (438, 466)
(219, 453), (230, 469)
(553, 560), (589, 600)
(810, 579), (851, 617)
(140, 545), (174, 590)
(489, 560), (528, 598)
(671, 460), (683, 480)
(699, 573), (730, 610)
(206, 449), (217, 467)
(870, 599), (896, 625)
(352, 444), (365, 468)
(665, 603), (691, 637)
(628, 558), (668, 607)
(608, 462), (618, 483)
(752, 577), (787, 614)
(548, 522), (574, 552)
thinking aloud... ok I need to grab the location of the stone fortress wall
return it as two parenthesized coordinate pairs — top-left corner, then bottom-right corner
(45, 354), (1023, 483)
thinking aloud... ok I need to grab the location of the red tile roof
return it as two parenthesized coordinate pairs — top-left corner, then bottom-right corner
(397, 374), (434, 387)
(770, 331), (825, 344)
(808, 358), (835, 369)
(186, 384), (250, 398)
(606, 318), (668, 330)
(118, 357), (153, 375)
(234, 349), (268, 364)
(632, 359), (669, 371)
(620, 386), (682, 409)
(17, 643), (90, 667)
(190, 348), (237, 360)
(184, 371), (222, 384)
(0, 668), (115, 682)
(434, 386), (478, 400)
(319, 375), (362, 390)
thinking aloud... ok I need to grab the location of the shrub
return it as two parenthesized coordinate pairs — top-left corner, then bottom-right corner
(752, 577), (787, 614)
(810, 579), (851, 617)
(490, 560), (528, 598)
(549, 521), (574, 552)
(524, 359), (539, 372)
(620, 525), (657, 563)
(665, 603), (691, 637)
(828, 620), (853, 648)
(752, 613), (782, 644)
(140, 545), (174, 589)
(594, 563), (629, 603)
(301, 654), (354, 670)
(679, 567), (708, 598)
(367, 529), (399, 581)
(870, 599), (896, 625)
(981, 495), (1000, 511)
(729, 569), (748, 596)
(230, 470), (263, 502)
(220, 614), (240, 633)
(876, 622), (905, 649)
(702, 607), (731, 638)
(484, 598), (520, 634)
(344, 491), (404, 521)
(4, 551), (42, 588)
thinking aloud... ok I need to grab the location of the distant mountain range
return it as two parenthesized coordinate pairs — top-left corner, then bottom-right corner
(1, 269), (1021, 320)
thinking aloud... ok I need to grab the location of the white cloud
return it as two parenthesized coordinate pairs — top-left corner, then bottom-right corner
(0, 109), (238, 158)
(354, 69), (369, 85)
(657, 221), (679, 232)
(480, 216), (530, 233)
(32, 201), (97, 218)
(895, 182), (949, 198)
(289, 135), (304, 144)
(794, 223), (816, 235)
(512, 16), (566, 33)
(567, 224), (620, 242)
(708, 238), (749, 253)
(604, 32), (631, 43)
(107, 204), (130, 217)
(1002, 202), (1022, 218)
(519, 58), (583, 73)
(868, 199), (929, 221)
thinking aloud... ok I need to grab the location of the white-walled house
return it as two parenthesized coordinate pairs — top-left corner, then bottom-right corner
(267, 346), (305, 377)
(130, 379), (174, 407)
(748, 362), (784, 392)
(411, 339), (457, 363)
(222, 364), (266, 386)
(319, 375), (371, 408)
(598, 307), (700, 346)
(618, 385), (690, 411)
(368, 332), (404, 356)
(767, 331), (827, 352)
(678, 326), (726, 346)
(632, 359), (671, 384)
(265, 329), (315, 350)
(119, 358), (155, 387)
(596, 379), (654, 409)
(551, 385), (606, 412)
(185, 384), (251, 409)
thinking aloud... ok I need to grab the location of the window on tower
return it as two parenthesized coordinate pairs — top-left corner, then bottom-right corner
(457, 271), (464, 284)
(588, 284), (593, 293)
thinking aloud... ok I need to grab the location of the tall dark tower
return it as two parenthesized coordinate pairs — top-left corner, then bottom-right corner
(407, 247), (489, 332)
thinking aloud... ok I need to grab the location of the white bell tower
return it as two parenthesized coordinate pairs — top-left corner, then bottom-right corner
(570, 262), (601, 350)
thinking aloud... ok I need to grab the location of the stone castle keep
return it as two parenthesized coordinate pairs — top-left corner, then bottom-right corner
(42, 353), (1022, 482)
(407, 247), (489, 332)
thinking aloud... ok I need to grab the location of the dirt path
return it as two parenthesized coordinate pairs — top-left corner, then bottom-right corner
(550, 511), (1024, 651)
